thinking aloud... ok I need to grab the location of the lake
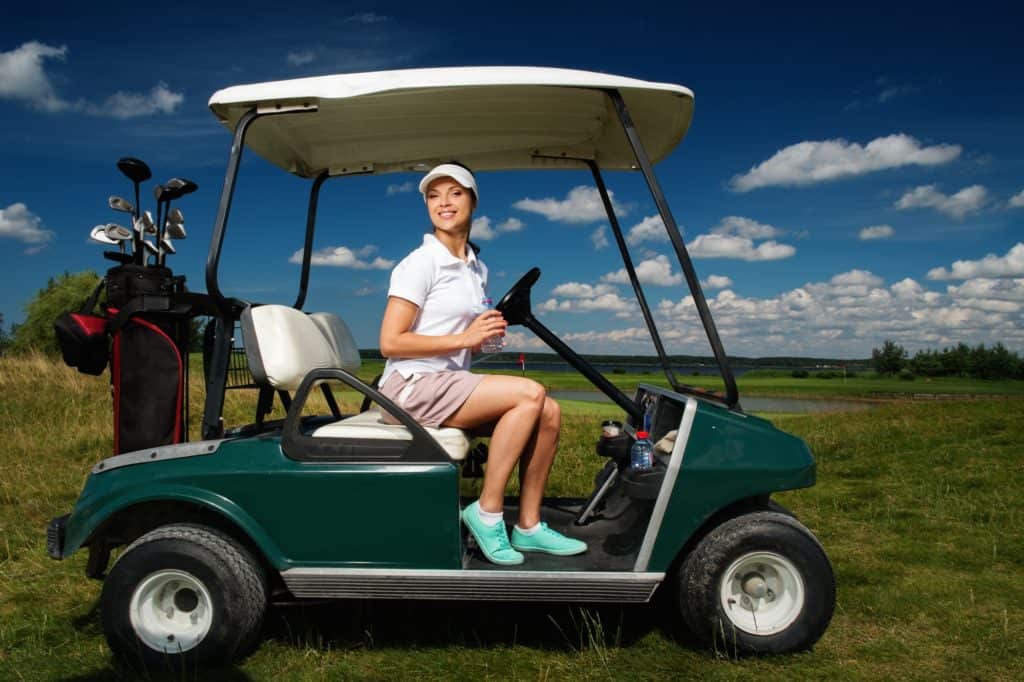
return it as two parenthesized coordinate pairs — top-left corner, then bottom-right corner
(549, 390), (876, 414)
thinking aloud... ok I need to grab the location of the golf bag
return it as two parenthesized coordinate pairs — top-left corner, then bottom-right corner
(106, 265), (190, 454)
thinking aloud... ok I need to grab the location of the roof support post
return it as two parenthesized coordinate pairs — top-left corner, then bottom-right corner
(607, 89), (740, 409)
(294, 171), (330, 310)
(586, 160), (681, 394)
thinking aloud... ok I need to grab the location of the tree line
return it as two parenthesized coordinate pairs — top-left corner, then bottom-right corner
(872, 340), (1024, 380)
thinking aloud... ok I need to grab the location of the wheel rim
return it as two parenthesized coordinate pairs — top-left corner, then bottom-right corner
(718, 551), (805, 635)
(129, 569), (214, 653)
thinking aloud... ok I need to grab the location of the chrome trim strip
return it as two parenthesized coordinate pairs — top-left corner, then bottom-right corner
(634, 397), (698, 571)
(92, 440), (225, 474)
(280, 568), (664, 603)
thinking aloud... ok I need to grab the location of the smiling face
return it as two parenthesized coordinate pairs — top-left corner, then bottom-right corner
(425, 177), (475, 236)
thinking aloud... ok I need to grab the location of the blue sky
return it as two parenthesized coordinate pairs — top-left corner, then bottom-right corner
(1, 2), (1021, 358)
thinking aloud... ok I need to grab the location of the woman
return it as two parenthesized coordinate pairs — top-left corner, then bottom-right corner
(378, 163), (587, 566)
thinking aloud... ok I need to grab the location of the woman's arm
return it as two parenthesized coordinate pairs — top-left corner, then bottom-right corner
(379, 296), (507, 359)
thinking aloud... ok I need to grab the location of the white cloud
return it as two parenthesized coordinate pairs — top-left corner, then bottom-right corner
(496, 217), (524, 232)
(290, 244), (394, 269)
(0, 203), (54, 251)
(0, 42), (182, 118)
(551, 282), (618, 298)
(287, 50), (316, 66)
(687, 233), (795, 261)
(386, 181), (415, 195)
(85, 81), (183, 119)
(711, 216), (785, 239)
(471, 216), (497, 241)
(927, 243), (1024, 280)
(702, 275), (733, 289)
(602, 254), (683, 286)
(625, 215), (667, 245)
(859, 224), (894, 240)
(895, 184), (988, 219)
(591, 225), (609, 250)
(513, 186), (627, 223)
(729, 133), (961, 192)
(1010, 189), (1024, 208)
(0, 41), (68, 112)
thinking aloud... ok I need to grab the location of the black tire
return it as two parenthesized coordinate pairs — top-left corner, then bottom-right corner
(677, 511), (834, 655)
(99, 524), (267, 671)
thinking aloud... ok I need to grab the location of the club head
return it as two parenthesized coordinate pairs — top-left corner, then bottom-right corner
(142, 211), (157, 234)
(117, 157), (152, 184)
(165, 177), (198, 196)
(153, 184), (166, 203)
(90, 225), (118, 245)
(104, 223), (132, 241)
(160, 237), (176, 255)
(142, 239), (159, 256)
(108, 195), (135, 214)
(166, 221), (187, 240)
(167, 207), (184, 224)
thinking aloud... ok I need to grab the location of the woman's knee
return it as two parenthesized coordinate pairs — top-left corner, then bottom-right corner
(541, 397), (561, 430)
(513, 378), (547, 410)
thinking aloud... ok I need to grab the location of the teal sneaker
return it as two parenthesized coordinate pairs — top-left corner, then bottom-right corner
(461, 502), (524, 566)
(510, 522), (588, 556)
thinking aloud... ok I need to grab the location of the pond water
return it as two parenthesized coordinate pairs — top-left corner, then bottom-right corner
(549, 390), (876, 414)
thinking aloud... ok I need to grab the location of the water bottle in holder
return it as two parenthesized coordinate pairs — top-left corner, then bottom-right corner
(630, 431), (654, 471)
(479, 296), (504, 353)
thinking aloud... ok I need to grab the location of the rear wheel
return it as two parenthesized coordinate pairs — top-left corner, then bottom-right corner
(677, 511), (834, 654)
(100, 524), (266, 670)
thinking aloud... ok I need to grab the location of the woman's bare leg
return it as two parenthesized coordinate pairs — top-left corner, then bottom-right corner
(517, 397), (560, 527)
(444, 376), (546, 514)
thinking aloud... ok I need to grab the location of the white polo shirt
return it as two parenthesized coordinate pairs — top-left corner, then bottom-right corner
(381, 233), (490, 384)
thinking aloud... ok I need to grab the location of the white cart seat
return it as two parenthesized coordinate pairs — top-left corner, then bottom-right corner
(312, 409), (471, 460)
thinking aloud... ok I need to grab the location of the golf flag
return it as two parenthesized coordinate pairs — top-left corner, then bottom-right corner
(519, 353), (526, 375)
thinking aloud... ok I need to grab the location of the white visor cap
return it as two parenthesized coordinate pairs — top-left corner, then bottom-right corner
(418, 164), (479, 204)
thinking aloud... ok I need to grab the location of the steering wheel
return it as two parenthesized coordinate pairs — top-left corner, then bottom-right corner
(495, 267), (540, 326)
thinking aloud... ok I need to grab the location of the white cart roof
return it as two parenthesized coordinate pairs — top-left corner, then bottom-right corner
(208, 66), (694, 178)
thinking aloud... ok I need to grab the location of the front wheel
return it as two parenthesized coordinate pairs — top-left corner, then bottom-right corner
(677, 511), (834, 654)
(99, 524), (267, 670)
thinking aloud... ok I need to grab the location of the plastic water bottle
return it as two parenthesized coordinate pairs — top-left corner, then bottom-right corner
(480, 297), (504, 353)
(630, 431), (653, 471)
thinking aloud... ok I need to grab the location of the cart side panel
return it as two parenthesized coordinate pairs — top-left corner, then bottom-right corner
(62, 437), (463, 571)
(646, 403), (816, 572)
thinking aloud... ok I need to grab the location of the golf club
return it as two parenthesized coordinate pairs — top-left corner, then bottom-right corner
(157, 178), (198, 250)
(108, 195), (135, 215)
(151, 185), (166, 266)
(104, 223), (132, 254)
(90, 225), (118, 245)
(116, 158), (151, 264)
(141, 239), (158, 266)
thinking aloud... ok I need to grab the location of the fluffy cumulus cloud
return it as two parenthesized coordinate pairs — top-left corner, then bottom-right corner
(290, 244), (394, 269)
(711, 216), (786, 240)
(687, 233), (795, 261)
(625, 215), (667, 245)
(513, 186), (627, 224)
(859, 224), (894, 240)
(1010, 190), (1024, 208)
(0, 41), (183, 118)
(538, 281), (632, 315)
(729, 133), (961, 192)
(386, 181), (415, 195)
(927, 243), (1024, 280)
(469, 216), (522, 241)
(702, 275), (733, 289)
(0, 203), (54, 253)
(602, 254), (683, 286)
(895, 184), (988, 219)
(591, 225), (609, 250)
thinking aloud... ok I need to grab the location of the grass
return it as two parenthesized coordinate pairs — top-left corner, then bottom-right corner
(1, 352), (1022, 680)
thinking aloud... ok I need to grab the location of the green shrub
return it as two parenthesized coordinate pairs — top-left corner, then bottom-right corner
(791, 369), (809, 378)
(899, 368), (916, 381)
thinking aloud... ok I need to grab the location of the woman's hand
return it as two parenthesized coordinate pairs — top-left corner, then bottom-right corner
(461, 310), (507, 351)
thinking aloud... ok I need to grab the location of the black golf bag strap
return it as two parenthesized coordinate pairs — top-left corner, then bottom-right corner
(81, 279), (106, 314)
(106, 292), (215, 333)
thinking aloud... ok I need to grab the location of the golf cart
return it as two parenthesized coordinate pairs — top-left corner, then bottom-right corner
(47, 67), (834, 668)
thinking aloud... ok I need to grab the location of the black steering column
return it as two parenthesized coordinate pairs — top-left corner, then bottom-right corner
(496, 268), (643, 422)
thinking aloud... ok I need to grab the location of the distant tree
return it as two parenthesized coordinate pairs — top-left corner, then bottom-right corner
(940, 343), (971, 377)
(910, 349), (944, 377)
(0, 312), (8, 354)
(12, 271), (102, 355)
(871, 340), (907, 376)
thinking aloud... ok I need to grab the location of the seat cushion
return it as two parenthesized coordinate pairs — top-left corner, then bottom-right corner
(311, 409), (471, 460)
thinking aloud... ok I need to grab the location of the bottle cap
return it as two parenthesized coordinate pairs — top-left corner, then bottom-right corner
(636, 431), (649, 439)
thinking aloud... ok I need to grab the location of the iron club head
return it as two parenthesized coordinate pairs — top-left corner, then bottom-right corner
(104, 223), (132, 241)
(108, 195), (135, 214)
(90, 225), (118, 245)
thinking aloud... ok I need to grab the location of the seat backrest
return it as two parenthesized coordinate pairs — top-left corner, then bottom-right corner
(309, 312), (361, 372)
(240, 305), (336, 391)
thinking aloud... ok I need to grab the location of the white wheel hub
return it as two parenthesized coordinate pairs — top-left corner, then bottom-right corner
(129, 569), (213, 653)
(719, 551), (804, 635)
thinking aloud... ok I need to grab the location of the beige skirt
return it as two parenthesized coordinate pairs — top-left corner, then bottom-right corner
(378, 370), (485, 428)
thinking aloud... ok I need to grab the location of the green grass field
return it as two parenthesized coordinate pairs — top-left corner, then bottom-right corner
(1, 353), (1022, 680)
